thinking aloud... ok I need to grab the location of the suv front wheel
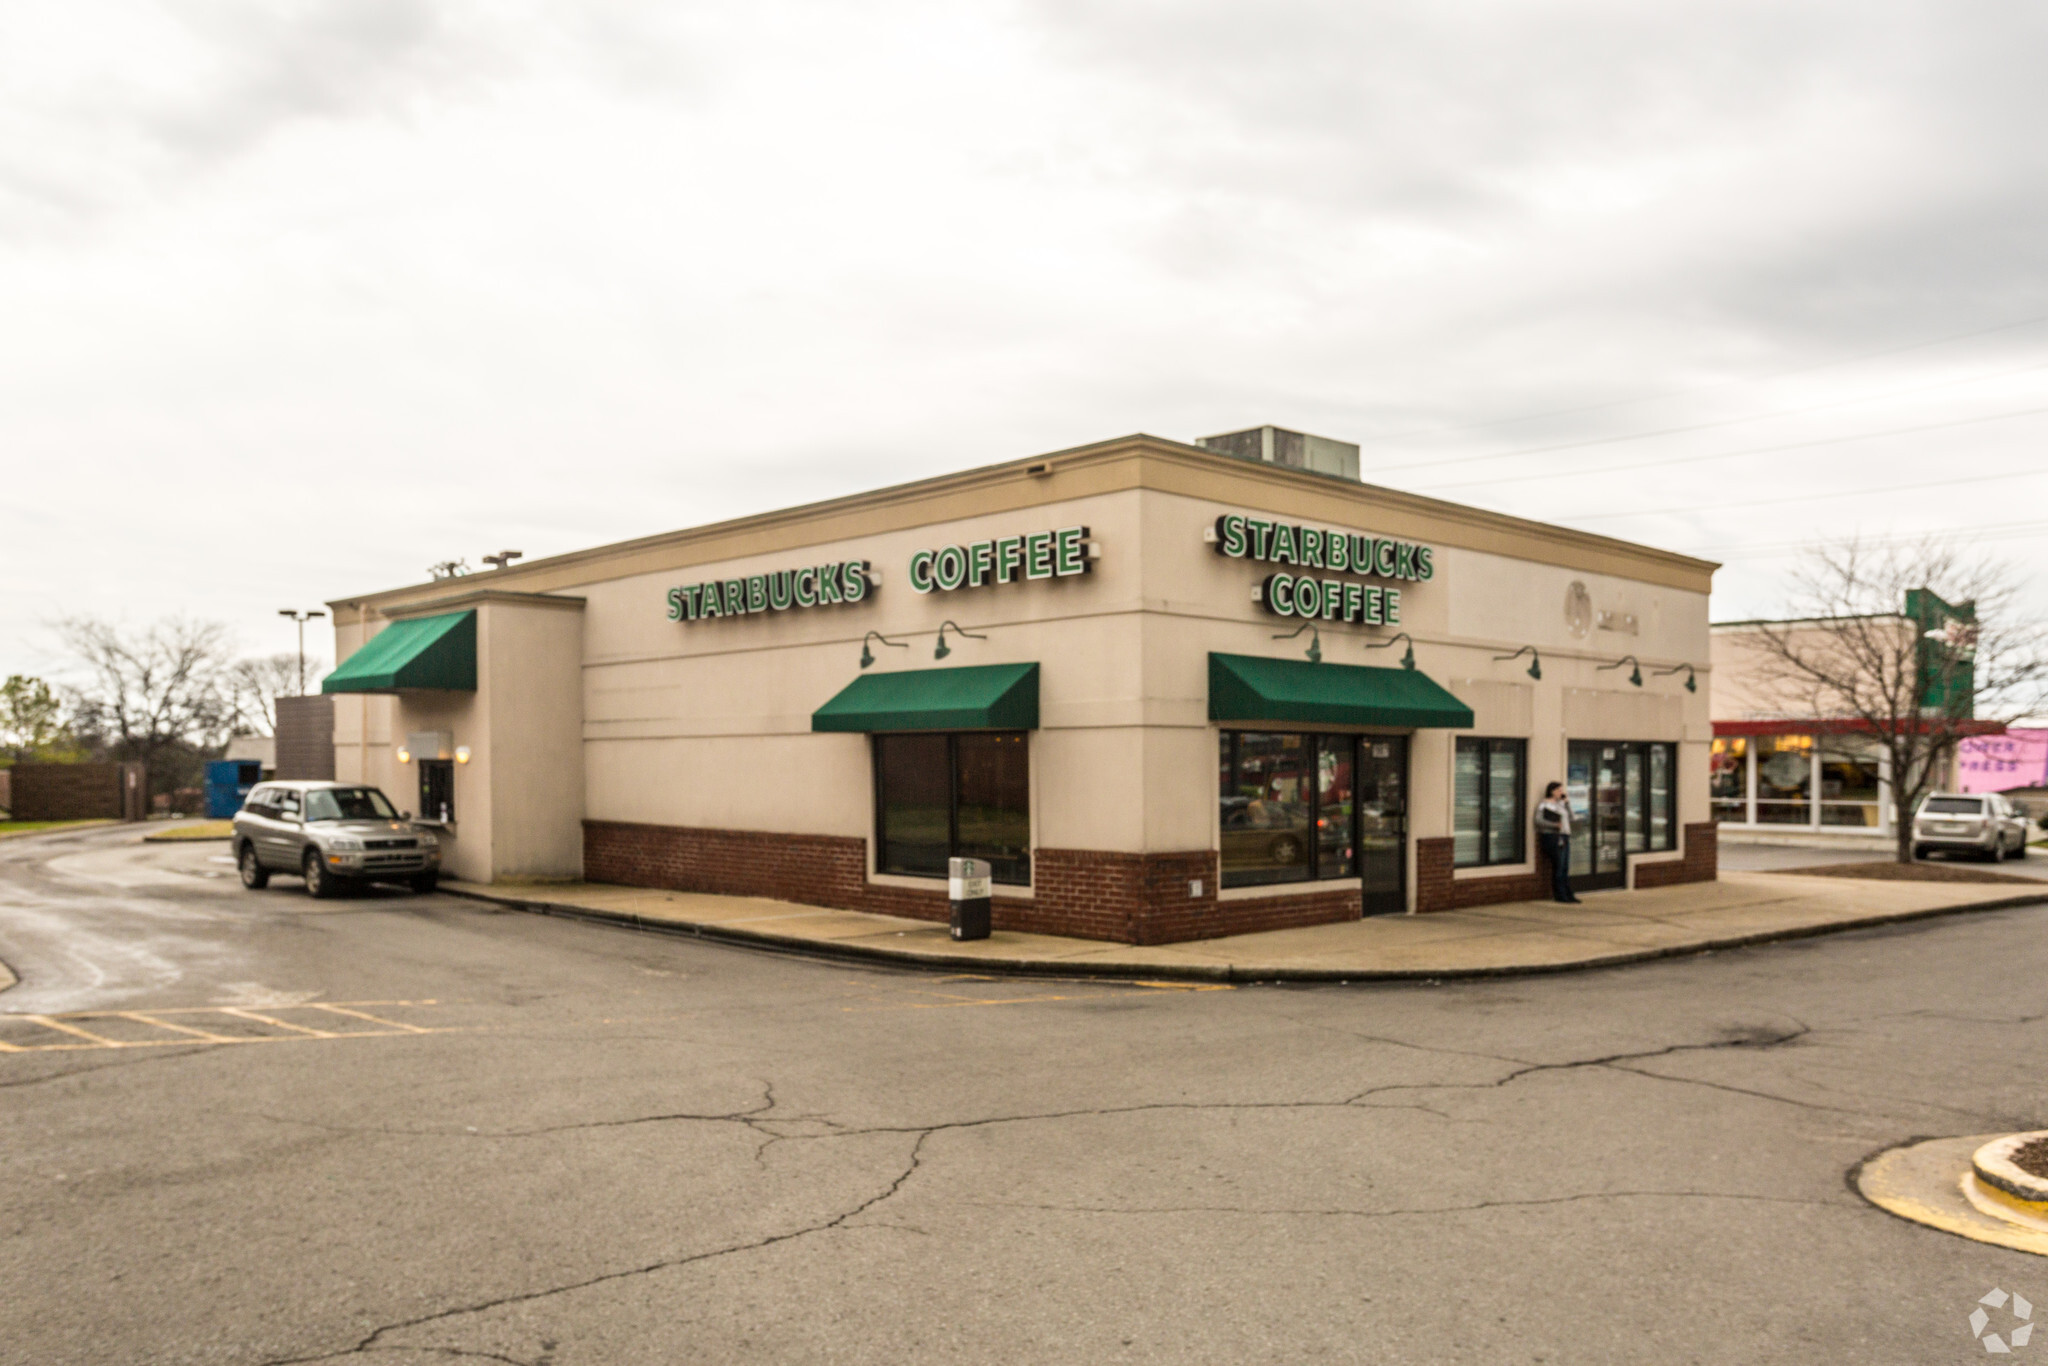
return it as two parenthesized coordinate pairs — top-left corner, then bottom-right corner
(302, 849), (342, 899)
(238, 843), (269, 890)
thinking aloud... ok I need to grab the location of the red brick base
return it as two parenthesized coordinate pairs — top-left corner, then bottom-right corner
(1415, 837), (1546, 912)
(1633, 822), (1719, 888)
(1415, 821), (1719, 910)
(581, 821), (1366, 945)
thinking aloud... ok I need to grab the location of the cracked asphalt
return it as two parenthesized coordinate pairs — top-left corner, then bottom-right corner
(2, 825), (2045, 1364)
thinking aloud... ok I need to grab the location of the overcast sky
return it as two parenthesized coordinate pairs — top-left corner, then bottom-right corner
(5, 0), (2046, 682)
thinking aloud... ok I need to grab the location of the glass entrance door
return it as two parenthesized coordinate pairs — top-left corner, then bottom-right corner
(1566, 741), (1627, 891)
(1357, 736), (1408, 915)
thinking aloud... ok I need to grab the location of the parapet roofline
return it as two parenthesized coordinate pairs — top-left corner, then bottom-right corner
(329, 433), (1720, 618)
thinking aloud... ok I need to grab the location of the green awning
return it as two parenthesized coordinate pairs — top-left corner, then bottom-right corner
(813, 662), (1039, 732)
(1209, 652), (1474, 729)
(322, 611), (477, 693)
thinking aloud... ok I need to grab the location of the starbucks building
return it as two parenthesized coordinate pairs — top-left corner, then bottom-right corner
(322, 430), (1717, 944)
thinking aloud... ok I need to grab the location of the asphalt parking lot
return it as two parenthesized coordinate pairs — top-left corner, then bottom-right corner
(2, 824), (2044, 1364)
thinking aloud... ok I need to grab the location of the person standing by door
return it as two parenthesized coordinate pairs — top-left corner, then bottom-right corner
(1535, 781), (1580, 904)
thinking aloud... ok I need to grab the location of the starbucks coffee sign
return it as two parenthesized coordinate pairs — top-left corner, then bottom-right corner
(667, 560), (874, 621)
(1208, 513), (1435, 625)
(909, 526), (1093, 594)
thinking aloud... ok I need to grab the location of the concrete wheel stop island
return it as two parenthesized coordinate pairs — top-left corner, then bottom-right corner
(1858, 1128), (2048, 1258)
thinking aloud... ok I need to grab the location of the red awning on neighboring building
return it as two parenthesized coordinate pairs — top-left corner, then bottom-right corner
(1712, 718), (2007, 739)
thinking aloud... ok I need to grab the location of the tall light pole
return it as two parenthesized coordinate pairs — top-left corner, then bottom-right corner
(278, 609), (327, 695)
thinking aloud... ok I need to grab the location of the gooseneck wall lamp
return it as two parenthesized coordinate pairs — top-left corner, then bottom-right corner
(1365, 632), (1417, 671)
(1653, 662), (1699, 693)
(934, 621), (987, 660)
(1271, 621), (1323, 664)
(1493, 645), (1541, 680)
(1599, 655), (1645, 687)
(859, 631), (908, 669)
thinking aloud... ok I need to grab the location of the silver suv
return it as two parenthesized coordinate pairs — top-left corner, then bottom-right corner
(1912, 792), (2033, 862)
(233, 780), (441, 897)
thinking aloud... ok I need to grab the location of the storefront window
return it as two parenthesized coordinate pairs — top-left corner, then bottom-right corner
(1649, 743), (1673, 849)
(1819, 738), (1881, 827)
(1755, 734), (1812, 825)
(955, 734), (1030, 878)
(1710, 737), (1747, 824)
(1453, 737), (1526, 868)
(874, 733), (1030, 885)
(420, 760), (454, 824)
(1624, 746), (1647, 853)
(1219, 732), (1360, 888)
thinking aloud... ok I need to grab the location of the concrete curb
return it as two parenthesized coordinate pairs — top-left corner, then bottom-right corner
(439, 883), (2048, 983)
(0, 820), (120, 842)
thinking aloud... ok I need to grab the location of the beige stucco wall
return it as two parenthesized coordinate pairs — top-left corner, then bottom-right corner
(329, 593), (583, 883)
(331, 438), (1716, 906)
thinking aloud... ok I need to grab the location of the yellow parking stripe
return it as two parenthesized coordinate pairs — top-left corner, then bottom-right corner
(24, 1015), (124, 1046)
(305, 1004), (429, 1033)
(0, 1001), (451, 1054)
(218, 1007), (334, 1037)
(112, 1012), (238, 1043)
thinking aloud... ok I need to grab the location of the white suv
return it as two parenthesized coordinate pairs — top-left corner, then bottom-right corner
(1912, 792), (2032, 862)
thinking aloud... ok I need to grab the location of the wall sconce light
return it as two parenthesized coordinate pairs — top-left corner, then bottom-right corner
(454, 746), (472, 764)
(934, 621), (987, 661)
(395, 745), (412, 764)
(1599, 655), (1645, 687)
(859, 631), (908, 669)
(1653, 663), (1698, 693)
(1271, 621), (1322, 664)
(1493, 645), (1541, 680)
(1365, 632), (1416, 671)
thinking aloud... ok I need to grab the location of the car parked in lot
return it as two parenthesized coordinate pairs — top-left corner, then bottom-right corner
(1912, 792), (2032, 861)
(232, 780), (441, 897)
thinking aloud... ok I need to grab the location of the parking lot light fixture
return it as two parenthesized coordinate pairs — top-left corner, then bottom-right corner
(278, 609), (327, 695)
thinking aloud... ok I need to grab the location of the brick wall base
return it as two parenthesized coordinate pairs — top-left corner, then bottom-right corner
(1634, 822), (1719, 888)
(1414, 836), (1547, 912)
(1416, 821), (1719, 910)
(581, 821), (1367, 945)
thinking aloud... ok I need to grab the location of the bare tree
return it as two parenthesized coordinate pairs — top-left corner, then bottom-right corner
(56, 617), (236, 793)
(227, 653), (322, 736)
(1734, 537), (2048, 861)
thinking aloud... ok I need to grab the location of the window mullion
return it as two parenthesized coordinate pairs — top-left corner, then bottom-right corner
(947, 735), (960, 861)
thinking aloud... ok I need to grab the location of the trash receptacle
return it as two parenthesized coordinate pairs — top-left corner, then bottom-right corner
(948, 856), (992, 941)
(205, 760), (262, 819)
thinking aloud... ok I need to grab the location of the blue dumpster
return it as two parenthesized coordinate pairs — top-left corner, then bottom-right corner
(205, 760), (263, 819)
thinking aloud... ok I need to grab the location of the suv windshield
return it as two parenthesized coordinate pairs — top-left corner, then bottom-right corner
(1922, 796), (1984, 815)
(304, 788), (400, 822)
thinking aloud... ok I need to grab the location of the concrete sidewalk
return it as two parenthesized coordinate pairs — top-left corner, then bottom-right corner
(441, 870), (2048, 982)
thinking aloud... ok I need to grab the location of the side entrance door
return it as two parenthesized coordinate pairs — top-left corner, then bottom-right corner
(1566, 741), (1627, 892)
(1358, 736), (1409, 915)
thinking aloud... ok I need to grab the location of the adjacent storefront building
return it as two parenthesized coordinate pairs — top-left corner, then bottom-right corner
(323, 432), (1717, 943)
(1709, 593), (1992, 839)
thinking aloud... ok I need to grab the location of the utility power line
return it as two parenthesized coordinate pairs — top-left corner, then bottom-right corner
(1551, 465), (2048, 524)
(1365, 309), (2048, 445)
(1404, 400), (2048, 493)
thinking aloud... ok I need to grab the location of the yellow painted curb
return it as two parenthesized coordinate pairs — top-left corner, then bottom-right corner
(1858, 1135), (2048, 1257)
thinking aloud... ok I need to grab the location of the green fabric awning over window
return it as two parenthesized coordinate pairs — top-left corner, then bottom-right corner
(322, 611), (477, 693)
(1208, 652), (1474, 729)
(813, 662), (1039, 733)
